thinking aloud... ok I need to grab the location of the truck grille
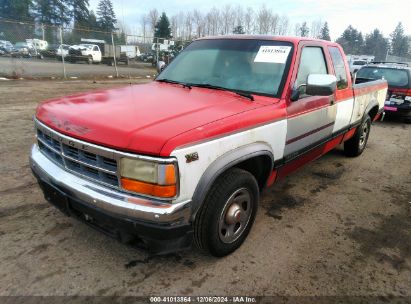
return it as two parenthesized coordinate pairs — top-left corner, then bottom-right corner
(36, 128), (120, 187)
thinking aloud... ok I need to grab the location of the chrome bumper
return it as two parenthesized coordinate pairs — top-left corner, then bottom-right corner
(30, 144), (192, 225)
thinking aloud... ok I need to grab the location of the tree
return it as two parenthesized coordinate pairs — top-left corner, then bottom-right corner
(154, 12), (171, 39)
(0, 0), (33, 21)
(319, 22), (331, 41)
(364, 29), (389, 61)
(310, 20), (322, 38)
(96, 0), (117, 32)
(87, 10), (99, 30)
(233, 25), (245, 34)
(34, 0), (71, 26)
(299, 22), (309, 37)
(148, 9), (159, 35)
(0, 0), (34, 42)
(70, 0), (90, 28)
(390, 22), (409, 57)
(243, 7), (254, 34)
(256, 5), (272, 34)
(336, 25), (364, 55)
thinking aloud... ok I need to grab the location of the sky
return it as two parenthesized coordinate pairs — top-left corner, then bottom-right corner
(88, 0), (411, 40)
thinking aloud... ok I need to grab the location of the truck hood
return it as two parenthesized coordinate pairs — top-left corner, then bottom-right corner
(36, 82), (269, 155)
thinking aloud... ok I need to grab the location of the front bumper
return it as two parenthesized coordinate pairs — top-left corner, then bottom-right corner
(30, 144), (193, 254)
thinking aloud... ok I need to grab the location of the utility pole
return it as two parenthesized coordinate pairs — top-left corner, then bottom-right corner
(59, 26), (66, 79)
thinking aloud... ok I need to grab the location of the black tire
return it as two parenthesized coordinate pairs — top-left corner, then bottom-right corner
(344, 115), (371, 157)
(194, 168), (259, 257)
(404, 117), (411, 124)
(87, 56), (93, 64)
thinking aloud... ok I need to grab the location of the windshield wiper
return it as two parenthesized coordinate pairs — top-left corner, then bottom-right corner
(187, 83), (254, 101)
(156, 79), (191, 89)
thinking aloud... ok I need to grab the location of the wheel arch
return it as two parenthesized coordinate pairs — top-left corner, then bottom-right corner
(190, 142), (274, 221)
(364, 99), (380, 121)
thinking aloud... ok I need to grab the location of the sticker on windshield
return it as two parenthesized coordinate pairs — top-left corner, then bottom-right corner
(254, 46), (291, 63)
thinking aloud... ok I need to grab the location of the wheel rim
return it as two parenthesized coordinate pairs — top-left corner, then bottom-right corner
(218, 188), (252, 244)
(359, 121), (369, 149)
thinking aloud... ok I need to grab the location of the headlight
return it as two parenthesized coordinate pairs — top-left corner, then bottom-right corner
(120, 158), (177, 199)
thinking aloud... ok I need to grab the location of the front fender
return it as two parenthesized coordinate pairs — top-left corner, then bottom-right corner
(190, 142), (274, 221)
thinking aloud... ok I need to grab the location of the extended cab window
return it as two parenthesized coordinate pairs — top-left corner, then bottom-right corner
(296, 47), (327, 96)
(329, 47), (348, 89)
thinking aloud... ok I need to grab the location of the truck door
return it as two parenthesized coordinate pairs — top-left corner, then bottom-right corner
(284, 43), (336, 158)
(327, 46), (354, 133)
(93, 45), (102, 62)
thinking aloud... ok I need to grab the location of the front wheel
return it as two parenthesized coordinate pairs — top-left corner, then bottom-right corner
(344, 115), (371, 157)
(194, 168), (259, 257)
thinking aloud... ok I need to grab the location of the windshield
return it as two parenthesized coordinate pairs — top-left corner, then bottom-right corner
(357, 67), (410, 87)
(79, 44), (93, 49)
(157, 39), (294, 97)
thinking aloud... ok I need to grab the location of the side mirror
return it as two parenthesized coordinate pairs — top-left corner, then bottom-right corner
(306, 74), (337, 96)
(157, 61), (166, 73)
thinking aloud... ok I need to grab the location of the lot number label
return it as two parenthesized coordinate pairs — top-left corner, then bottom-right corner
(254, 46), (291, 63)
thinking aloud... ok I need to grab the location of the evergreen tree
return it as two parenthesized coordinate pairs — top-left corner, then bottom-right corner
(336, 25), (364, 55)
(34, 0), (71, 26)
(390, 22), (409, 57)
(364, 29), (389, 61)
(0, 0), (34, 42)
(0, 0), (33, 21)
(96, 0), (117, 32)
(233, 25), (245, 34)
(299, 22), (309, 37)
(70, 0), (90, 28)
(319, 22), (331, 41)
(87, 10), (99, 30)
(154, 12), (171, 39)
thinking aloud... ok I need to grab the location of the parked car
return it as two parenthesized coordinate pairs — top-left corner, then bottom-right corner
(356, 62), (411, 123)
(56, 44), (70, 58)
(26, 39), (48, 51)
(119, 45), (140, 59)
(0, 40), (13, 54)
(12, 42), (32, 57)
(350, 59), (368, 74)
(66, 43), (128, 65)
(30, 36), (387, 257)
(12, 41), (45, 58)
(139, 52), (154, 62)
(67, 44), (102, 64)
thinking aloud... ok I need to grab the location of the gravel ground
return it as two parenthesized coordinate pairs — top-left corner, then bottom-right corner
(0, 80), (410, 299)
(0, 57), (156, 79)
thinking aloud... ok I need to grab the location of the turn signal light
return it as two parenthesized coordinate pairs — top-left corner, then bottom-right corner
(121, 178), (177, 198)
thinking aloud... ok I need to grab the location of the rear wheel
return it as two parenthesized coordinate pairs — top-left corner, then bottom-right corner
(344, 115), (371, 157)
(194, 168), (259, 257)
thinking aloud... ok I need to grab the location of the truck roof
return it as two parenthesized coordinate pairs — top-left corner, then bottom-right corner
(197, 35), (339, 46)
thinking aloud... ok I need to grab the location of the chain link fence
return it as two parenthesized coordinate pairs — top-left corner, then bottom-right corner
(0, 18), (192, 80)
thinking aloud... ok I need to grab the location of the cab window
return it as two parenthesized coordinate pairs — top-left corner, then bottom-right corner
(329, 47), (348, 89)
(296, 47), (327, 97)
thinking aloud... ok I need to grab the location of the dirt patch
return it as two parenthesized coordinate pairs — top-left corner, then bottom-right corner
(0, 80), (410, 297)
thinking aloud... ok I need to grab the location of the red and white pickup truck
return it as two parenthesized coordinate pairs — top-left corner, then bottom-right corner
(30, 36), (387, 256)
